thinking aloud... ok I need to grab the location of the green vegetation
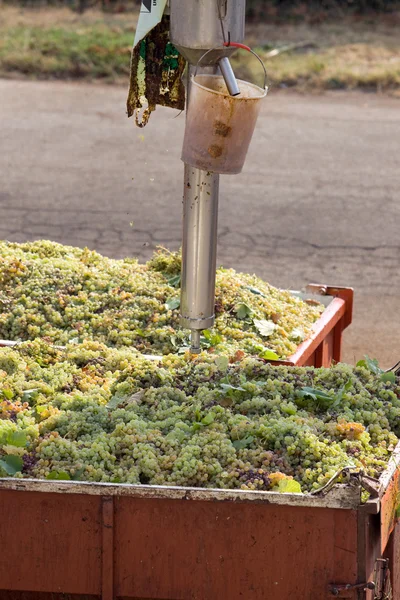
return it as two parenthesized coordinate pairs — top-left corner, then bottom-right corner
(233, 43), (400, 93)
(0, 21), (133, 80)
(0, 6), (399, 92)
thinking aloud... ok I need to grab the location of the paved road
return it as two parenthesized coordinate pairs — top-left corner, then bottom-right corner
(1, 79), (399, 366)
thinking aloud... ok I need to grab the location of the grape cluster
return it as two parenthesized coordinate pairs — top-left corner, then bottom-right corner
(0, 340), (399, 493)
(0, 240), (323, 359)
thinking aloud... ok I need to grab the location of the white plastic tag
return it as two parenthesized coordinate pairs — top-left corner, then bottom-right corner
(134, 0), (168, 46)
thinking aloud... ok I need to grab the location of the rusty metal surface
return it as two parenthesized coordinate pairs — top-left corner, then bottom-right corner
(102, 497), (114, 600)
(0, 477), (361, 509)
(15, 476), (360, 509)
(114, 499), (358, 600)
(0, 491), (102, 595)
(0, 488), (359, 600)
(0, 444), (397, 600)
(384, 523), (400, 598)
(327, 581), (375, 599)
(378, 442), (400, 553)
(1, 594), (98, 599)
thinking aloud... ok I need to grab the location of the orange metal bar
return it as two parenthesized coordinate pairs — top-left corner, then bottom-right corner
(286, 297), (346, 366)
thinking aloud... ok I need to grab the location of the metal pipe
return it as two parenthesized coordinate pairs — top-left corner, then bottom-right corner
(171, 0), (246, 353)
(218, 57), (240, 96)
(180, 165), (219, 350)
(190, 330), (201, 354)
(179, 64), (220, 354)
(170, 0), (246, 65)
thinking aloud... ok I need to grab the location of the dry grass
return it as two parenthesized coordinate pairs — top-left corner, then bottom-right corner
(236, 17), (400, 93)
(0, 4), (399, 93)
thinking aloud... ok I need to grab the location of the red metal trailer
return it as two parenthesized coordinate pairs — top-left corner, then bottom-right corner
(0, 443), (398, 600)
(0, 282), (366, 600)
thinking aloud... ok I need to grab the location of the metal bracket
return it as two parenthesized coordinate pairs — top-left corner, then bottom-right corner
(329, 558), (392, 600)
(306, 284), (354, 329)
(328, 581), (375, 598)
(311, 467), (380, 499)
(385, 359), (400, 376)
(374, 559), (392, 600)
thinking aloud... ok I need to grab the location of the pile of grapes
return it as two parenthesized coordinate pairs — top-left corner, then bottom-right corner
(0, 340), (398, 493)
(0, 240), (323, 359)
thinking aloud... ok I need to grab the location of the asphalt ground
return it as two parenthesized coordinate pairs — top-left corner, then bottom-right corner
(1, 79), (399, 367)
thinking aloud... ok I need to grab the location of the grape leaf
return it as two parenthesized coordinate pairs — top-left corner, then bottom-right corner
(203, 330), (222, 346)
(2, 389), (13, 400)
(177, 345), (190, 355)
(167, 274), (181, 288)
(381, 371), (396, 383)
(220, 383), (245, 393)
(232, 436), (254, 450)
(191, 423), (203, 432)
(296, 387), (335, 407)
(242, 285), (266, 298)
(46, 471), (71, 481)
(201, 412), (215, 426)
(277, 479), (302, 493)
(235, 303), (252, 320)
(215, 355), (229, 371)
(0, 455), (23, 475)
(6, 431), (27, 448)
(71, 468), (85, 481)
(356, 356), (395, 383)
(106, 395), (122, 410)
(290, 327), (306, 343)
(253, 319), (276, 338)
(125, 391), (145, 406)
(165, 298), (180, 311)
(258, 348), (280, 360)
(332, 379), (353, 408)
(22, 389), (39, 402)
(356, 356), (382, 375)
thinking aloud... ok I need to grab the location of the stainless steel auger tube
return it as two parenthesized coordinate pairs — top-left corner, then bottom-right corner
(170, 0), (246, 353)
(181, 161), (220, 354)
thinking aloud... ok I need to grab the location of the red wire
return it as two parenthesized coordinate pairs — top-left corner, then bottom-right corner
(223, 42), (251, 52)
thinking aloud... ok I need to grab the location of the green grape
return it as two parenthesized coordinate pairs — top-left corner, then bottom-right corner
(0, 241), (323, 359)
(0, 340), (399, 493)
